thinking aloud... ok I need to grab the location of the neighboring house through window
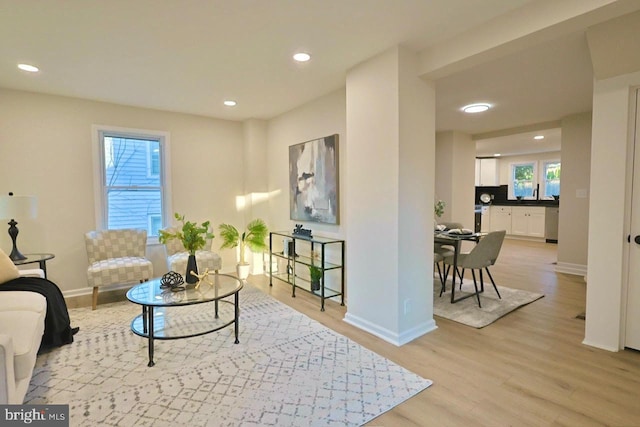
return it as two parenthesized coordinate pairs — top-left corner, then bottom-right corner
(92, 125), (172, 241)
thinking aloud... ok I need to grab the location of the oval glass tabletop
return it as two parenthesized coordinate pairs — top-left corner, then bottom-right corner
(126, 273), (243, 307)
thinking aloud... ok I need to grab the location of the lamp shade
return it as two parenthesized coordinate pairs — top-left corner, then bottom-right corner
(0, 195), (37, 220)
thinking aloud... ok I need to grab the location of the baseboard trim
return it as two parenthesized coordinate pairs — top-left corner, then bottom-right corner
(582, 338), (620, 352)
(555, 262), (587, 276)
(343, 312), (437, 346)
(63, 282), (133, 298)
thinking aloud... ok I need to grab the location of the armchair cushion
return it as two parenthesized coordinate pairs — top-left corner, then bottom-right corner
(86, 257), (153, 288)
(168, 250), (222, 275)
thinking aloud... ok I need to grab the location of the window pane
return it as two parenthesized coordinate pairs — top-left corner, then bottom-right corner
(102, 133), (164, 237)
(544, 162), (561, 197)
(104, 137), (160, 187)
(513, 164), (534, 197)
(106, 189), (162, 232)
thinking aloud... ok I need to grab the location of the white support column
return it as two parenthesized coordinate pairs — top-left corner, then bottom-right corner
(344, 46), (437, 345)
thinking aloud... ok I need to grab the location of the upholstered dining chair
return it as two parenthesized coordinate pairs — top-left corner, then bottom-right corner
(161, 227), (222, 278)
(442, 230), (506, 307)
(435, 221), (464, 284)
(85, 229), (153, 310)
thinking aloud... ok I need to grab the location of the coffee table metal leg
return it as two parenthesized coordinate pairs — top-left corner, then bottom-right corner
(215, 300), (219, 319)
(147, 306), (155, 367)
(234, 292), (239, 344)
(142, 306), (148, 334)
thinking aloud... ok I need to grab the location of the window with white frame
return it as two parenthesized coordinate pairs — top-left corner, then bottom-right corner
(543, 160), (561, 197)
(511, 162), (536, 198)
(93, 126), (171, 240)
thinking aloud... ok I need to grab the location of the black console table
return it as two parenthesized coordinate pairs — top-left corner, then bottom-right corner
(269, 231), (345, 311)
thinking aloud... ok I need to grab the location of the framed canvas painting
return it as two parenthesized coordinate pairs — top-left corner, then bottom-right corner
(289, 134), (339, 224)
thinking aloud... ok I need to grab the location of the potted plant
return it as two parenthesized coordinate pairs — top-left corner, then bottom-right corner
(159, 213), (214, 283)
(309, 264), (322, 291)
(218, 218), (268, 280)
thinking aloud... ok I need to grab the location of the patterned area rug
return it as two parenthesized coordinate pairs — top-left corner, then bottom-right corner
(26, 282), (432, 426)
(434, 279), (544, 328)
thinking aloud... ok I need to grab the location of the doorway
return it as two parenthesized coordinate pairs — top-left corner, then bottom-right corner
(625, 88), (640, 351)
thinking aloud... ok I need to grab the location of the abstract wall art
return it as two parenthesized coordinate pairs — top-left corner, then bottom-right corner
(289, 134), (339, 224)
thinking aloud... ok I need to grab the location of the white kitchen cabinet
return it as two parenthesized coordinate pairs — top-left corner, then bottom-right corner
(480, 206), (491, 232)
(511, 206), (546, 238)
(489, 206), (512, 234)
(476, 158), (499, 186)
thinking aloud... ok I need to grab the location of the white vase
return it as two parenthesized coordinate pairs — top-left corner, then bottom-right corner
(236, 263), (250, 280)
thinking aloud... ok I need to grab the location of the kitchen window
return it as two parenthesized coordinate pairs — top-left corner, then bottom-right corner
(511, 162), (536, 198)
(92, 125), (172, 241)
(543, 161), (561, 197)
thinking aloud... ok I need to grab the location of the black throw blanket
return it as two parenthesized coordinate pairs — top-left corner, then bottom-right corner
(0, 276), (74, 350)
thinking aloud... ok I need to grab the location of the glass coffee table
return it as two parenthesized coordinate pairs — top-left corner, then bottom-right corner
(126, 274), (243, 367)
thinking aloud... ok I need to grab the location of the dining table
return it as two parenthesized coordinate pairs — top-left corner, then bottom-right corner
(434, 230), (486, 303)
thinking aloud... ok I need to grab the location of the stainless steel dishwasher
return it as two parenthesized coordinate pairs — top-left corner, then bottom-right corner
(545, 206), (559, 243)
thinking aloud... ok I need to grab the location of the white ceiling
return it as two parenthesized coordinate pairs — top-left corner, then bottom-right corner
(0, 0), (626, 155)
(475, 128), (561, 158)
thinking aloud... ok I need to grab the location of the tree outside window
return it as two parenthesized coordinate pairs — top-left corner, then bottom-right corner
(544, 161), (561, 197)
(512, 163), (535, 198)
(100, 133), (166, 237)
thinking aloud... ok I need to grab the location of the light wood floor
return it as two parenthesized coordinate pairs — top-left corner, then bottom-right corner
(248, 239), (640, 427)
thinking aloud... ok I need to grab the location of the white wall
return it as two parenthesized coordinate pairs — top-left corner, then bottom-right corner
(435, 131), (475, 229)
(344, 46), (436, 345)
(585, 70), (640, 350)
(557, 112), (592, 271)
(267, 89), (347, 236)
(266, 89), (347, 293)
(0, 89), (245, 293)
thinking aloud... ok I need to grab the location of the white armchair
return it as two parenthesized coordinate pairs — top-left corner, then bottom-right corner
(0, 291), (46, 404)
(85, 229), (153, 310)
(162, 227), (222, 277)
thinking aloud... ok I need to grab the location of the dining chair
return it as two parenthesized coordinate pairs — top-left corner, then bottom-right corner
(442, 230), (506, 307)
(435, 221), (464, 284)
(434, 252), (445, 290)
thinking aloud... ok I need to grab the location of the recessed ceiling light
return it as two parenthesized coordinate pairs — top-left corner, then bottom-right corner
(462, 103), (491, 113)
(17, 63), (39, 73)
(293, 52), (311, 62)
(534, 135), (545, 140)
(494, 153), (501, 157)
(223, 100), (237, 107)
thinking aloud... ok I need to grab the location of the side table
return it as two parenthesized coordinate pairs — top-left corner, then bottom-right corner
(13, 253), (55, 279)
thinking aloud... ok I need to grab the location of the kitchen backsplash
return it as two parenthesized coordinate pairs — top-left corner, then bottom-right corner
(475, 185), (508, 204)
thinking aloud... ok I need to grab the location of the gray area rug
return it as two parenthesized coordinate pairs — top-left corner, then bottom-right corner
(26, 283), (432, 426)
(434, 279), (544, 328)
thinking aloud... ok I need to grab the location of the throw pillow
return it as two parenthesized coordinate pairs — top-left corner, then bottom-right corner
(0, 247), (20, 285)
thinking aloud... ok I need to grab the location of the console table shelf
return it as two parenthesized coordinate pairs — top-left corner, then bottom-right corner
(269, 231), (345, 311)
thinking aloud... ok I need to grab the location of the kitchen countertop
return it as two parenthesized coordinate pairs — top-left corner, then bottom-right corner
(486, 200), (560, 207)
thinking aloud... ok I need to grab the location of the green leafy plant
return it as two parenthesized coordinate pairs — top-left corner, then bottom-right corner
(218, 218), (269, 265)
(434, 200), (446, 218)
(309, 264), (322, 283)
(159, 213), (214, 255)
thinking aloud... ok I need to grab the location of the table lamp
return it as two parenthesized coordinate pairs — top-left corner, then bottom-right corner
(0, 192), (38, 261)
